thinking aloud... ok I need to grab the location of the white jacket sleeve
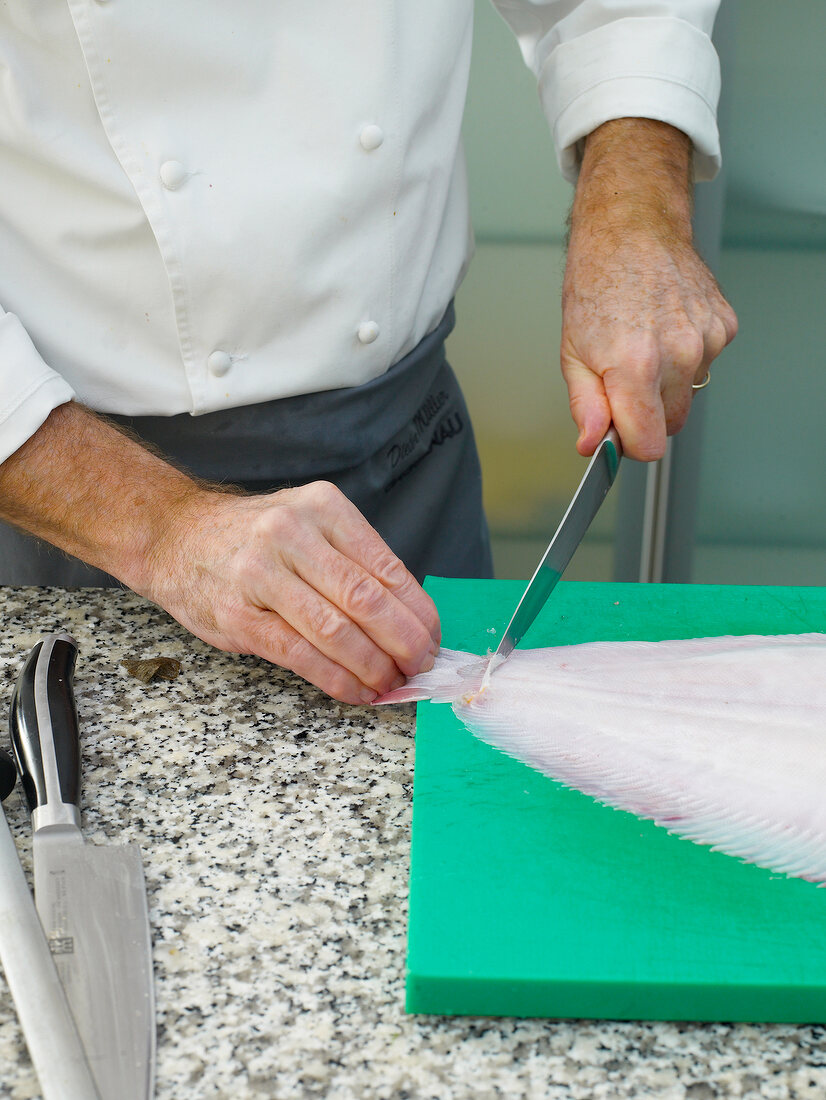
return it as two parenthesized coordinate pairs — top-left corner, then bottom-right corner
(0, 309), (75, 465)
(490, 0), (723, 181)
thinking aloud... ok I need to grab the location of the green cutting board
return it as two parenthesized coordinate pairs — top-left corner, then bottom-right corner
(407, 579), (826, 1021)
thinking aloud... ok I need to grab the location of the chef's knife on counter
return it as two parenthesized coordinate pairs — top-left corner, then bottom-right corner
(486, 427), (623, 679)
(0, 747), (100, 1099)
(9, 633), (155, 1100)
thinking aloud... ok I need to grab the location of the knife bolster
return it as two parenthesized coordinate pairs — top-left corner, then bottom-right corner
(32, 803), (82, 832)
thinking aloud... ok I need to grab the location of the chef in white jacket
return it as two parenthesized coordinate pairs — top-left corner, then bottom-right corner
(0, 1), (736, 703)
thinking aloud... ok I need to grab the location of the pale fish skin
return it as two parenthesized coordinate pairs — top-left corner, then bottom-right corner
(377, 635), (826, 885)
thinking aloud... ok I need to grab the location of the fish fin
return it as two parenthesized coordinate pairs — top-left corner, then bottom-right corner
(373, 648), (487, 705)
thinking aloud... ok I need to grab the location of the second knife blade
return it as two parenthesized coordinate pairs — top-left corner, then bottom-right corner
(10, 633), (155, 1100)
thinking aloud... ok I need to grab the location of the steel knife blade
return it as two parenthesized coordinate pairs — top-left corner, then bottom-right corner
(488, 427), (623, 675)
(0, 749), (100, 1099)
(9, 633), (155, 1100)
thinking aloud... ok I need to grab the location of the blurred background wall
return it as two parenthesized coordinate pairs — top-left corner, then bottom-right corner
(449, 0), (826, 587)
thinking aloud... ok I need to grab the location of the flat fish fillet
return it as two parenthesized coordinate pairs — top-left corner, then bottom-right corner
(377, 635), (826, 884)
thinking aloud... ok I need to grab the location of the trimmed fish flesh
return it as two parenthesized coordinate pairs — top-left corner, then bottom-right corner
(377, 635), (826, 884)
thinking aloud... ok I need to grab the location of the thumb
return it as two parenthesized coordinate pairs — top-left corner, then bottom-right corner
(562, 358), (612, 456)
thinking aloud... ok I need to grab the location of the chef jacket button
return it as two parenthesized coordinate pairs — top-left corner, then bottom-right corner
(159, 160), (187, 190)
(207, 350), (232, 377)
(359, 125), (384, 152)
(357, 321), (379, 345)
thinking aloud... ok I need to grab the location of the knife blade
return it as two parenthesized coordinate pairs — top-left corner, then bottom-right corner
(487, 427), (623, 677)
(9, 633), (156, 1100)
(0, 748), (100, 1099)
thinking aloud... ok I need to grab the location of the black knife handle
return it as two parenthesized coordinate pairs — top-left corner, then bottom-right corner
(9, 634), (81, 828)
(0, 750), (15, 802)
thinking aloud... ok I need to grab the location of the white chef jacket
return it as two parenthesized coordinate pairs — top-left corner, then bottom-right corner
(0, 1), (722, 466)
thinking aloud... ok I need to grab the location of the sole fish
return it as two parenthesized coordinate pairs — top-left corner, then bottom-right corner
(377, 635), (826, 884)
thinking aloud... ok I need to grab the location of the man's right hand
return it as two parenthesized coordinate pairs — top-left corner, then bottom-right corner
(0, 402), (440, 704)
(561, 119), (738, 462)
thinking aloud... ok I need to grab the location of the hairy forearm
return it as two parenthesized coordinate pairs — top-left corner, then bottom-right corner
(570, 118), (694, 243)
(0, 400), (440, 704)
(0, 401), (211, 592)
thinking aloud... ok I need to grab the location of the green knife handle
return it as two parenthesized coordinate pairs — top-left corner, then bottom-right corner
(9, 634), (82, 831)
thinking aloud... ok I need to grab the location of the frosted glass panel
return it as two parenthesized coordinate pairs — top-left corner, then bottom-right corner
(692, 2), (826, 586)
(723, 0), (826, 249)
(693, 248), (826, 585)
(462, 1), (570, 243)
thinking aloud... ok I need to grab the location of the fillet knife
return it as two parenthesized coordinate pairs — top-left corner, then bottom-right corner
(487, 427), (623, 678)
(0, 748), (99, 1099)
(9, 633), (156, 1100)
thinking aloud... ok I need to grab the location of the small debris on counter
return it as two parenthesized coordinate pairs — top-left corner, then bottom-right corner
(121, 656), (182, 684)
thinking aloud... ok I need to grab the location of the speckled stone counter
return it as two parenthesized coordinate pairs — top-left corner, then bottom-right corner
(0, 586), (824, 1100)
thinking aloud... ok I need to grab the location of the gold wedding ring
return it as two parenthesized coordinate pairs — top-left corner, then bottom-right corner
(692, 369), (711, 391)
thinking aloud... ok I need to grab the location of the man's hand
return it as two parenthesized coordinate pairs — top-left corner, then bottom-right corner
(145, 480), (441, 705)
(562, 118), (738, 461)
(0, 402), (440, 704)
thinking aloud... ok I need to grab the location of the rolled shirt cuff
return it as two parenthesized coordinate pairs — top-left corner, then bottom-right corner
(0, 311), (75, 464)
(538, 16), (721, 183)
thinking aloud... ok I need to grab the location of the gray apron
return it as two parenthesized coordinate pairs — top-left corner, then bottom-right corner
(0, 303), (493, 585)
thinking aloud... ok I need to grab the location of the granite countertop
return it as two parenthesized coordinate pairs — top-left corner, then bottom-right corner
(0, 586), (823, 1100)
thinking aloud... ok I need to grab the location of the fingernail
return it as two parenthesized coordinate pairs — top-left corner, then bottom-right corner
(390, 673), (406, 693)
(418, 651), (435, 674)
(359, 687), (378, 705)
